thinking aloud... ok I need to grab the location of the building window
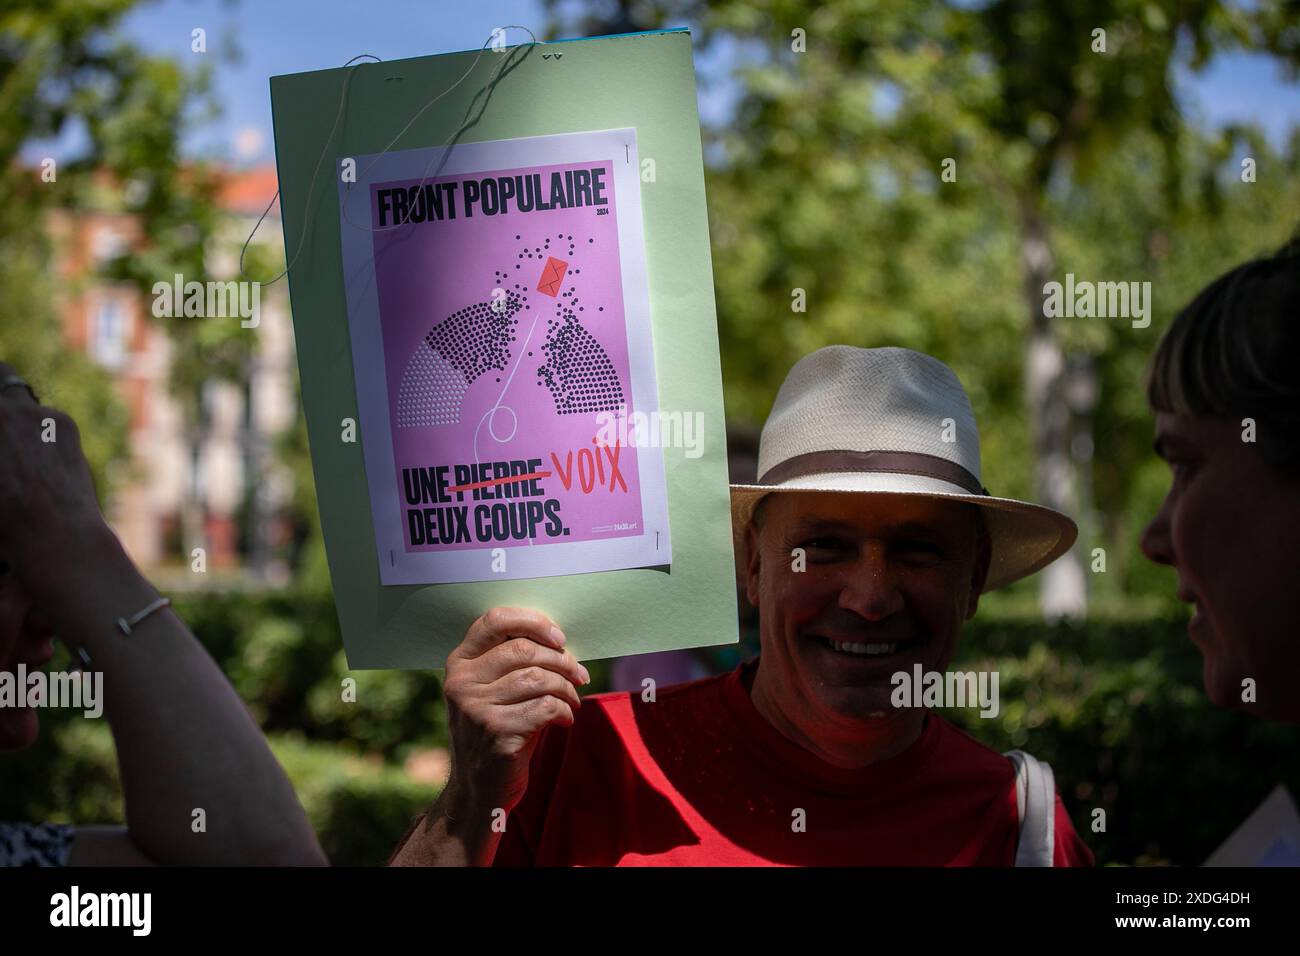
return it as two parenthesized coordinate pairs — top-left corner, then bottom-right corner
(93, 298), (128, 369)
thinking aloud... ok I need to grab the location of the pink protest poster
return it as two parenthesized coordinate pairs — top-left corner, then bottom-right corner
(337, 129), (671, 585)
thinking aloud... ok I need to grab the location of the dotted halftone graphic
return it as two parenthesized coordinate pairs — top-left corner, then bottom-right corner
(396, 346), (466, 427)
(532, 232), (624, 416)
(395, 233), (623, 427)
(396, 292), (522, 427)
(537, 316), (624, 414)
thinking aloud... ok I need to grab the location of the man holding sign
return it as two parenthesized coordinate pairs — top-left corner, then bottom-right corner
(390, 346), (1094, 866)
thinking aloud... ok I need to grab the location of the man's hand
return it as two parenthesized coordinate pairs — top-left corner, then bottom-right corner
(443, 606), (590, 815)
(391, 607), (589, 866)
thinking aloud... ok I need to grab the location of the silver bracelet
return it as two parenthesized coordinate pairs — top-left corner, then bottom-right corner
(71, 597), (172, 668)
(116, 597), (172, 636)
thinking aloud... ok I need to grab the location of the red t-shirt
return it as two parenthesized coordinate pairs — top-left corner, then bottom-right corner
(493, 659), (1094, 866)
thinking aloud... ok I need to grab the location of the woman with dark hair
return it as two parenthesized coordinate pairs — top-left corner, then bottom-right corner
(0, 361), (327, 865)
(1140, 240), (1300, 724)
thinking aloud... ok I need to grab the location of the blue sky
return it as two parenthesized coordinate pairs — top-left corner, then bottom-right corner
(43, 0), (1300, 165)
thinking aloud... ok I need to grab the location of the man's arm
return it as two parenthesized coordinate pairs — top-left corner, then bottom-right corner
(391, 780), (507, 866)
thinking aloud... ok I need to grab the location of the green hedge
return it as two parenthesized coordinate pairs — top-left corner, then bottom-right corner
(268, 735), (437, 866)
(1, 591), (447, 865)
(172, 591), (449, 757)
(5, 590), (1296, 866)
(0, 717), (436, 867)
(949, 618), (1300, 866)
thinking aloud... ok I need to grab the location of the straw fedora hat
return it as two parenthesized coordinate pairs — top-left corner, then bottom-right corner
(730, 346), (1078, 591)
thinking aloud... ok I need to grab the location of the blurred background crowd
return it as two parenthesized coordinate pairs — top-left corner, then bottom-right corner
(2, 0), (1298, 864)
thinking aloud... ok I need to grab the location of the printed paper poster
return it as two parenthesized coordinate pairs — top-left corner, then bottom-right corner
(337, 129), (671, 585)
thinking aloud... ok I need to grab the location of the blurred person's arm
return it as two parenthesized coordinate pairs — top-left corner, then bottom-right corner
(389, 607), (588, 866)
(45, 521), (325, 866)
(0, 367), (326, 866)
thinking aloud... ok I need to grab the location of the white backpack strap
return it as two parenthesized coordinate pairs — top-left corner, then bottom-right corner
(1005, 749), (1056, 867)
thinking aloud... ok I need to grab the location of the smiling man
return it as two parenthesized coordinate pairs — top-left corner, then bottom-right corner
(391, 346), (1093, 866)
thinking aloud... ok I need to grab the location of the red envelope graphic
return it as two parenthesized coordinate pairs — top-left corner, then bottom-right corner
(537, 256), (568, 297)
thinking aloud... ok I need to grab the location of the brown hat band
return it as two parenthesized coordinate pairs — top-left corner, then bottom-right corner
(757, 449), (989, 497)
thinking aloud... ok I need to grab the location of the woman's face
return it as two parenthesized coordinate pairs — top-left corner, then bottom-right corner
(1141, 412), (1300, 722)
(0, 565), (55, 750)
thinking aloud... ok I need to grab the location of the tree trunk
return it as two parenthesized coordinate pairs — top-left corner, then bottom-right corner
(181, 422), (205, 569)
(1018, 199), (1087, 618)
(244, 370), (267, 577)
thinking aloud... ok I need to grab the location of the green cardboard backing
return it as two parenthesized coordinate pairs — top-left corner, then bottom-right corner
(269, 30), (738, 667)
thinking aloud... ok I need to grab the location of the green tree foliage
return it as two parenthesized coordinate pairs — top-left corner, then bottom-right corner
(0, 0), (232, 516)
(0, 1), (144, 491)
(547, 0), (1300, 609)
